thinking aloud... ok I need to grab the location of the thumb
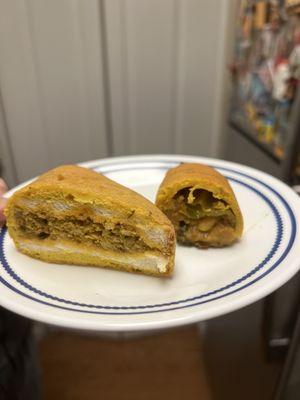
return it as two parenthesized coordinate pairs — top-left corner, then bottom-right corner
(0, 178), (8, 196)
(0, 197), (7, 226)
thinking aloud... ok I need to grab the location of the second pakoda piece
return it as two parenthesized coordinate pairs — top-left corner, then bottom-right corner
(155, 163), (243, 248)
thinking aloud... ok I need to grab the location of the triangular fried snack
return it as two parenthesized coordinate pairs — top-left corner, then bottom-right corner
(5, 165), (175, 276)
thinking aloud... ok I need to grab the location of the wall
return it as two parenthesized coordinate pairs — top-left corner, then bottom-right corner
(0, 0), (236, 186)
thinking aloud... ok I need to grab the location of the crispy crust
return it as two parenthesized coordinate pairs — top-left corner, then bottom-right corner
(8, 165), (172, 226)
(5, 165), (175, 276)
(155, 163), (243, 244)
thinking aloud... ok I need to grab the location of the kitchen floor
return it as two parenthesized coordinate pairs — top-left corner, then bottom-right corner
(39, 312), (282, 400)
(39, 325), (211, 400)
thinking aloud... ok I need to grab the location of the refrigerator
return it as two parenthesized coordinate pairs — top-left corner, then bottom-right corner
(225, 1), (300, 398)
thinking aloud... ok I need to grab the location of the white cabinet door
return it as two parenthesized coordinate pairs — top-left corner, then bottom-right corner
(0, 0), (235, 185)
(104, 0), (234, 157)
(0, 0), (108, 184)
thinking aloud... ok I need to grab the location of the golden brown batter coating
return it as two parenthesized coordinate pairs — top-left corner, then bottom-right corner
(5, 165), (175, 276)
(155, 163), (243, 248)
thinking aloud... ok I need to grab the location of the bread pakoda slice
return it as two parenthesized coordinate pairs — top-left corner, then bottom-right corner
(5, 165), (175, 276)
(155, 163), (243, 248)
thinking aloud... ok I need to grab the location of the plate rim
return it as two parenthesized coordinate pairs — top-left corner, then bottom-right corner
(0, 154), (300, 331)
(0, 164), (290, 312)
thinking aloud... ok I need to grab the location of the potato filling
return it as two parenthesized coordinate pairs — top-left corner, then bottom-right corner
(14, 208), (150, 252)
(163, 188), (237, 247)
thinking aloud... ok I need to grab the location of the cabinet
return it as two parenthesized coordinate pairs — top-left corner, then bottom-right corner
(0, 0), (235, 186)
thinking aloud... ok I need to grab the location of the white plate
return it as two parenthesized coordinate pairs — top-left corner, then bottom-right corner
(1, 155), (300, 332)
